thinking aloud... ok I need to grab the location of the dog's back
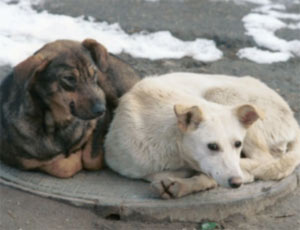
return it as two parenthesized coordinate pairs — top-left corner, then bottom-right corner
(147, 73), (299, 155)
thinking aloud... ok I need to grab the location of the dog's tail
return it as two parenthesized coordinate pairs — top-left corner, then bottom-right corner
(252, 130), (300, 181)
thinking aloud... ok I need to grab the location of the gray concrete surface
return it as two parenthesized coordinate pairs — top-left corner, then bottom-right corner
(1, 170), (300, 230)
(1, 183), (300, 230)
(1, 162), (299, 223)
(1, 0), (300, 229)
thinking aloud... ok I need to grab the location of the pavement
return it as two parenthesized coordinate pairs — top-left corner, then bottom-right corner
(1, 182), (300, 230)
(1, 0), (300, 229)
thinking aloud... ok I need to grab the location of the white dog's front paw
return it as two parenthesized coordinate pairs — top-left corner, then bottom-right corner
(151, 178), (185, 199)
(242, 170), (255, 184)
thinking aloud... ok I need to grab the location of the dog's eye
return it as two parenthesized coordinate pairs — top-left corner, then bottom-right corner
(63, 76), (76, 84)
(207, 143), (219, 151)
(234, 141), (242, 148)
(61, 76), (76, 91)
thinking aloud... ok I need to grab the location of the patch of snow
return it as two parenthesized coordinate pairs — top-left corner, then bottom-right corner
(237, 47), (291, 64)
(255, 5), (300, 20)
(253, 4), (286, 12)
(237, 0), (300, 63)
(211, 0), (270, 5)
(243, 13), (286, 32)
(288, 22), (300, 29)
(239, 0), (271, 5)
(0, 0), (222, 66)
(242, 14), (292, 52)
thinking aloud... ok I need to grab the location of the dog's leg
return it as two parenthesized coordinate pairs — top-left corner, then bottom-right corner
(243, 131), (300, 181)
(40, 150), (82, 178)
(145, 169), (195, 182)
(252, 139), (300, 180)
(81, 118), (108, 171)
(146, 171), (217, 199)
(241, 129), (276, 181)
(240, 158), (259, 183)
(239, 141), (267, 183)
(82, 135), (103, 170)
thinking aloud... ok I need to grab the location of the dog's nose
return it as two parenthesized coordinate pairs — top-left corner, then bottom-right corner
(228, 177), (242, 188)
(92, 103), (106, 116)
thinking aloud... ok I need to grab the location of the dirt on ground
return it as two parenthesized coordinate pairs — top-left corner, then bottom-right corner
(0, 183), (300, 230)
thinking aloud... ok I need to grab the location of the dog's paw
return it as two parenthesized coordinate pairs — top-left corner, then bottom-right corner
(199, 174), (218, 189)
(151, 178), (186, 199)
(242, 169), (255, 184)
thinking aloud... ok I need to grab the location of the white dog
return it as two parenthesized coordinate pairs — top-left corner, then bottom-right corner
(105, 73), (300, 199)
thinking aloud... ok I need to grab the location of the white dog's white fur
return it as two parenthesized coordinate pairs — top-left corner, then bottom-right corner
(105, 73), (300, 199)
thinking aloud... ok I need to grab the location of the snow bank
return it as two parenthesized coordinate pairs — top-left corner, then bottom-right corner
(237, 1), (300, 63)
(0, 0), (223, 66)
(237, 47), (291, 64)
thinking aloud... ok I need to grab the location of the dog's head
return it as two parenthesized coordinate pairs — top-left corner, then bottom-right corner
(14, 39), (111, 123)
(174, 103), (264, 188)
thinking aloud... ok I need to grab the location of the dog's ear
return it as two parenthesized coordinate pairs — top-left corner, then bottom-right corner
(174, 104), (203, 132)
(14, 55), (49, 90)
(82, 38), (109, 73)
(235, 104), (264, 128)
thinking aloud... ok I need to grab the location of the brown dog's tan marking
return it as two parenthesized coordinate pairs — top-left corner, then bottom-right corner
(40, 151), (83, 178)
(21, 150), (84, 178)
(20, 154), (65, 170)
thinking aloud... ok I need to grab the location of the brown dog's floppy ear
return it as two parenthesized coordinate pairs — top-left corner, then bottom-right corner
(174, 104), (203, 132)
(82, 38), (109, 73)
(235, 104), (264, 128)
(14, 55), (49, 89)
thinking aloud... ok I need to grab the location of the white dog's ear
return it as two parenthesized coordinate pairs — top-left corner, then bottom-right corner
(174, 104), (203, 132)
(235, 104), (264, 128)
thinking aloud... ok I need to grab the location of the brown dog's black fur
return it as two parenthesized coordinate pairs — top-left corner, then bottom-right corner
(0, 39), (141, 177)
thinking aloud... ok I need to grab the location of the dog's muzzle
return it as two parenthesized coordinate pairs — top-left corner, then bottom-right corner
(228, 177), (242, 188)
(70, 101), (106, 120)
(92, 103), (106, 117)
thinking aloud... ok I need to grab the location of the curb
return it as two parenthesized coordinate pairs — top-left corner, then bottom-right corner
(1, 163), (299, 222)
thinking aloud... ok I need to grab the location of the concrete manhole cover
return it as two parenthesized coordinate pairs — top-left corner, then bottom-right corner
(1, 162), (299, 222)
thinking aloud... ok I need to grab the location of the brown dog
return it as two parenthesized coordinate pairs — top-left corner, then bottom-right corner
(0, 39), (141, 178)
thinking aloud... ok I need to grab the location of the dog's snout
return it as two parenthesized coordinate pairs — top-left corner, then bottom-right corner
(228, 177), (242, 188)
(92, 103), (106, 116)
